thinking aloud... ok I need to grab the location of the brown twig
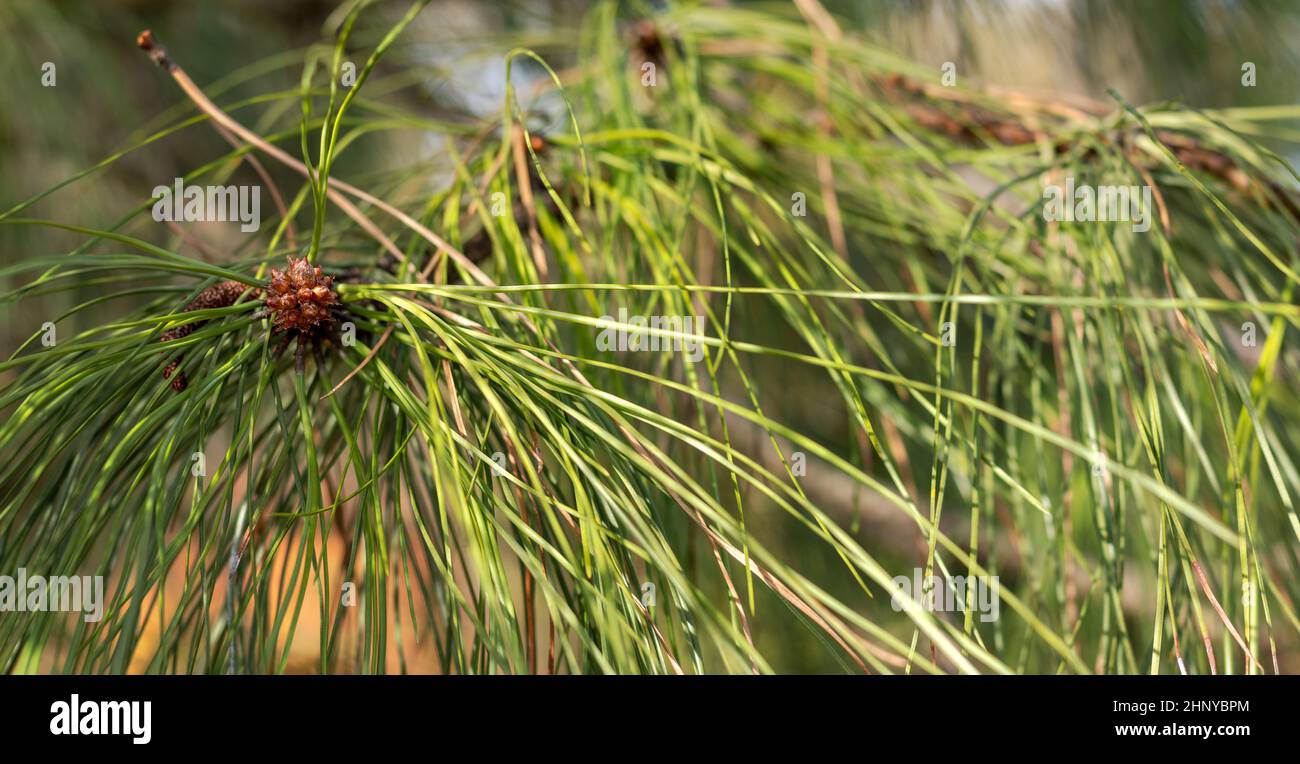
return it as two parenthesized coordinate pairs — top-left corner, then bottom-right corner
(876, 71), (1300, 223)
(511, 124), (549, 279)
(136, 30), (476, 279)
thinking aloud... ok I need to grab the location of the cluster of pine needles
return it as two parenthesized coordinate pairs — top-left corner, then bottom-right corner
(2, 1), (1300, 675)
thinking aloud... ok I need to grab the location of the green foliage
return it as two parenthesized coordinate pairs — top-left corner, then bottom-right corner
(2, 0), (1299, 674)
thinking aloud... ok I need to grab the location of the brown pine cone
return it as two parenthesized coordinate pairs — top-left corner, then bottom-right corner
(159, 280), (259, 342)
(264, 257), (339, 335)
(160, 279), (260, 390)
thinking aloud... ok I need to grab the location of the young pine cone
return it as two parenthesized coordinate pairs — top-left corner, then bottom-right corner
(265, 257), (339, 335)
(160, 258), (342, 392)
(161, 280), (260, 391)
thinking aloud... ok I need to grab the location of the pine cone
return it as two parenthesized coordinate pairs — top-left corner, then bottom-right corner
(160, 279), (259, 391)
(160, 280), (257, 342)
(265, 257), (339, 335)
